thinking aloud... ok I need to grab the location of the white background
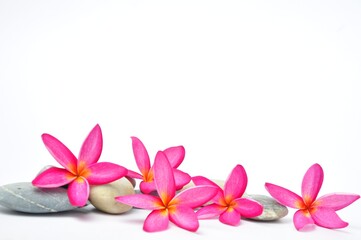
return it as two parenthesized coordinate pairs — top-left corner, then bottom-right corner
(0, 0), (360, 239)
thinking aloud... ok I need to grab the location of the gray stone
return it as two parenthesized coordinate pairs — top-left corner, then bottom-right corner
(244, 194), (288, 221)
(0, 182), (76, 213)
(89, 177), (135, 214)
(183, 179), (288, 221)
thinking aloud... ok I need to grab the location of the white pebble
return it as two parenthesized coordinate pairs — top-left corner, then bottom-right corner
(89, 178), (135, 214)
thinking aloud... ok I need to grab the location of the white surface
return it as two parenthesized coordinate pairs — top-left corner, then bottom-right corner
(0, 0), (360, 239)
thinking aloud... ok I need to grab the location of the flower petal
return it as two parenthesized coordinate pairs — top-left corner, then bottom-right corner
(86, 162), (127, 185)
(67, 177), (89, 206)
(192, 176), (224, 203)
(131, 137), (151, 177)
(302, 163), (323, 206)
(192, 176), (220, 188)
(224, 165), (247, 201)
(294, 209), (314, 231)
(173, 169), (191, 190)
(265, 183), (305, 209)
(219, 207), (241, 226)
(139, 181), (156, 194)
(170, 186), (218, 208)
(163, 146), (185, 168)
(311, 207), (348, 229)
(42, 133), (77, 174)
(143, 209), (169, 232)
(78, 124), (102, 166)
(196, 203), (226, 219)
(169, 205), (199, 232)
(126, 169), (143, 179)
(115, 194), (163, 209)
(154, 151), (175, 205)
(314, 193), (360, 211)
(32, 167), (76, 187)
(233, 198), (263, 218)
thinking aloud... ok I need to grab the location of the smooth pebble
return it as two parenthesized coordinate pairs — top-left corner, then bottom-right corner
(243, 194), (288, 221)
(89, 177), (135, 214)
(183, 179), (288, 221)
(0, 182), (76, 213)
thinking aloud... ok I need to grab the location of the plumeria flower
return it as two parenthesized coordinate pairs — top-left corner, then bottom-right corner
(265, 163), (360, 231)
(32, 124), (128, 207)
(126, 136), (191, 194)
(192, 165), (263, 226)
(116, 151), (218, 232)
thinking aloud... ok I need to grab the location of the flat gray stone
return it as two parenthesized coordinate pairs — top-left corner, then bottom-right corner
(0, 182), (76, 213)
(244, 194), (288, 221)
(182, 179), (288, 221)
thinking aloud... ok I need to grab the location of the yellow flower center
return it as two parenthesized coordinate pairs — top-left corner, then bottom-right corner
(144, 169), (154, 182)
(77, 161), (91, 178)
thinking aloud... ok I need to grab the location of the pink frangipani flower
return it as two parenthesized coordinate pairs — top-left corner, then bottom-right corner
(116, 151), (218, 232)
(126, 136), (191, 194)
(265, 163), (360, 231)
(32, 124), (128, 207)
(192, 165), (263, 226)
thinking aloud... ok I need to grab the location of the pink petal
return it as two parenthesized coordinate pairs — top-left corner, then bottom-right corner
(192, 176), (224, 203)
(139, 181), (156, 194)
(170, 186), (218, 208)
(219, 207), (241, 226)
(86, 162), (127, 185)
(42, 133), (77, 174)
(196, 203), (226, 219)
(78, 124), (103, 166)
(311, 207), (348, 229)
(126, 169), (143, 179)
(67, 177), (90, 206)
(173, 169), (191, 190)
(315, 193), (360, 211)
(265, 183), (305, 209)
(153, 151), (175, 205)
(192, 176), (220, 188)
(302, 163), (323, 206)
(163, 146), (185, 168)
(294, 209), (314, 231)
(169, 205), (199, 232)
(131, 137), (151, 177)
(233, 198), (263, 218)
(115, 194), (164, 209)
(32, 167), (76, 187)
(224, 165), (247, 201)
(143, 209), (169, 232)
